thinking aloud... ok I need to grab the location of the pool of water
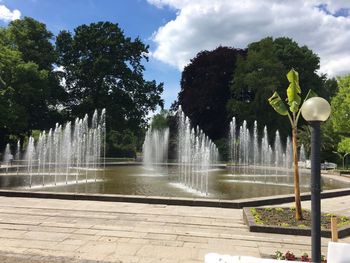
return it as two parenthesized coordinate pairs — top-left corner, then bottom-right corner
(0, 165), (346, 200)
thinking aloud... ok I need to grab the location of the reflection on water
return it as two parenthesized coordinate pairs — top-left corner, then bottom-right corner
(0, 165), (347, 200)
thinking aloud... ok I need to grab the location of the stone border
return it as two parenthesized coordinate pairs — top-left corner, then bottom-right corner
(243, 207), (350, 238)
(0, 187), (350, 208)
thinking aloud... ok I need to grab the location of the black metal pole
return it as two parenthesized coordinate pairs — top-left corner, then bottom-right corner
(310, 121), (321, 263)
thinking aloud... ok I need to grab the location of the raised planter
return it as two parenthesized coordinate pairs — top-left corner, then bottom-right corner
(243, 207), (350, 238)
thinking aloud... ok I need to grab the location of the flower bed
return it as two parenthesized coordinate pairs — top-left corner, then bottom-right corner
(243, 207), (350, 238)
(274, 251), (326, 262)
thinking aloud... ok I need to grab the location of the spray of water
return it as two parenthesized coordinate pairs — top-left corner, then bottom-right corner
(3, 109), (107, 188)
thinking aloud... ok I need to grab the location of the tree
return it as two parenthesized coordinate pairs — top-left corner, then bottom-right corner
(7, 17), (64, 112)
(228, 38), (286, 139)
(106, 130), (137, 158)
(268, 69), (316, 220)
(151, 110), (169, 130)
(298, 121), (340, 163)
(229, 37), (334, 143)
(331, 75), (350, 136)
(8, 17), (56, 70)
(177, 46), (246, 140)
(337, 138), (350, 169)
(0, 35), (50, 148)
(55, 22), (164, 138)
(0, 17), (64, 149)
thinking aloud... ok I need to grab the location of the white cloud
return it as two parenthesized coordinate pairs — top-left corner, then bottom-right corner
(0, 4), (21, 22)
(148, 0), (350, 77)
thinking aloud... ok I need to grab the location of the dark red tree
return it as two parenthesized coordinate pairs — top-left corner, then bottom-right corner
(176, 46), (247, 140)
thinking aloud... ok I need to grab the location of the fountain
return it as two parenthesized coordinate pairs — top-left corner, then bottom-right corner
(3, 109), (106, 188)
(229, 117), (236, 174)
(274, 131), (282, 180)
(299, 144), (306, 164)
(2, 144), (12, 165)
(1, 109), (344, 201)
(176, 106), (219, 195)
(142, 107), (219, 195)
(142, 127), (169, 171)
(228, 117), (305, 186)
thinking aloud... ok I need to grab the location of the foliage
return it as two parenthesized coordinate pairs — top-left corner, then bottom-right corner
(0, 21), (57, 149)
(298, 120), (341, 162)
(8, 17), (56, 70)
(56, 22), (164, 135)
(338, 138), (350, 154)
(268, 68), (314, 220)
(331, 75), (350, 136)
(1, 18), (165, 157)
(6, 17), (64, 109)
(251, 207), (350, 230)
(229, 37), (334, 142)
(274, 251), (285, 260)
(176, 46), (247, 140)
(228, 38), (285, 139)
(106, 130), (137, 158)
(274, 251), (326, 262)
(151, 110), (169, 130)
(214, 138), (229, 161)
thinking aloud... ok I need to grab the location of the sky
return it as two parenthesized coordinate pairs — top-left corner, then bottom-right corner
(1, 0), (350, 109)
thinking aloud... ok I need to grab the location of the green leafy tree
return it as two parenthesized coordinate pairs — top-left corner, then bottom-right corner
(331, 75), (350, 136)
(0, 17), (64, 149)
(0, 37), (48, 148)
(8, 17), (56, 70)
(151, 110), (169, 130)
(7, 17), (64, 109)
(298, 121), (340, 163)
(106, 130), (137, 158)
(268, 69), (316, 220)
(56, 22), (163, 137)
(228, 38), (286, 138)
(229, 37), (335, 142)
(337, 138), (350, 169)
(55, 22), (163, 156)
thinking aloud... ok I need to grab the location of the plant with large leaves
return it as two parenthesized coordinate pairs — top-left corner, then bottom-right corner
(268, 69), (316, 220)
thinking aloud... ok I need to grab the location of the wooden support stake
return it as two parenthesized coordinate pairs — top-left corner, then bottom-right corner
(331, 216), (338, 242)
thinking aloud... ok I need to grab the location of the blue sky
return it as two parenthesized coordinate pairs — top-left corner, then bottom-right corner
(1, 0), (350, 110)
(0, 0), (181, 108)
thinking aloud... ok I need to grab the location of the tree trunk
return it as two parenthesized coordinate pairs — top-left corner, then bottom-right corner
(292, 126), (303, 220)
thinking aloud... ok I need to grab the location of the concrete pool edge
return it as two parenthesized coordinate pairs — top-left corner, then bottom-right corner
(0, 187), (349, 208)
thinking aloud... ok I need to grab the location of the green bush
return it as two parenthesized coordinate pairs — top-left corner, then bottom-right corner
(106, 129), (137, 158)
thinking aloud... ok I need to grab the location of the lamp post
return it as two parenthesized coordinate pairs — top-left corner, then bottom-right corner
(301, 97), (331, 263)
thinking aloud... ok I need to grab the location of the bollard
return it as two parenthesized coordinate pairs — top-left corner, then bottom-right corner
(331, 216), (338, 242)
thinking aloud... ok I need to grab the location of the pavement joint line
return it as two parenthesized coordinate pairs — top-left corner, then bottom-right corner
(0, 213), (245, 229)
(0, 204), (238, 220)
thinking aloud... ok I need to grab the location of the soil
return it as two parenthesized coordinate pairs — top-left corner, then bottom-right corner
(251, 207), (350, 229)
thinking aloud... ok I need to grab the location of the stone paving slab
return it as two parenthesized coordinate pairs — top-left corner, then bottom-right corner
(0, 195), (350, 262)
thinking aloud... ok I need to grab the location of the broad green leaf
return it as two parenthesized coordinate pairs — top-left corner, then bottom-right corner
(287, 68), (299, 84)
(268, 91), (288, 116)
(290, 101), (299, 113)
(286, 69), (301, 113)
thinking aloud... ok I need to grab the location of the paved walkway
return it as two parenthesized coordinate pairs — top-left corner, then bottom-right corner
(0, 196), (350, 262)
